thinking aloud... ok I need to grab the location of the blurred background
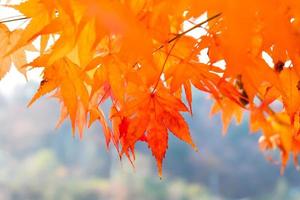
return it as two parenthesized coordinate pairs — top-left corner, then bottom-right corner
(0, 75), (300, 200)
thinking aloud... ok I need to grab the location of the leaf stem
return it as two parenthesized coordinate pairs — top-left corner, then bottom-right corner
(150, 13), (222, 94)
(132, 13), (222, 69)
(152, 39), (179, 94)
(154, 13), (222, 53)
(256, 95), (289, 126)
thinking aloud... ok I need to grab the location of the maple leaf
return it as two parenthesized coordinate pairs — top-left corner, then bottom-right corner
(2, 0), (300, 175)
(28, 57), (89, 136)
(0, 25), (35, 79)
(112, 83), (196, 175)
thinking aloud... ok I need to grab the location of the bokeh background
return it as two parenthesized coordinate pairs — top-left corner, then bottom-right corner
(0, 79), (300, 200)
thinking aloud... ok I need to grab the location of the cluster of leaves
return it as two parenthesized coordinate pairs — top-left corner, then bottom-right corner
(1, 0), (300, 175)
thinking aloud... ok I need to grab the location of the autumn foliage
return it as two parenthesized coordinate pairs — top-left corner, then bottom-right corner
(1, 0), (300, 176)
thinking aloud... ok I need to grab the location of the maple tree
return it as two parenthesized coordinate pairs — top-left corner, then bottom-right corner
(1, 0), (300, 176)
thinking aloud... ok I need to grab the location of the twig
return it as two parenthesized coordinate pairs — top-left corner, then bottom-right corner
(0, 16), (28, 23)
(133, 13), (222, 68)
(153, 13), (222, 54)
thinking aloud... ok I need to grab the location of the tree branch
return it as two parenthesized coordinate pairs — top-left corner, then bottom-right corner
(0, 16), (28, 24)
